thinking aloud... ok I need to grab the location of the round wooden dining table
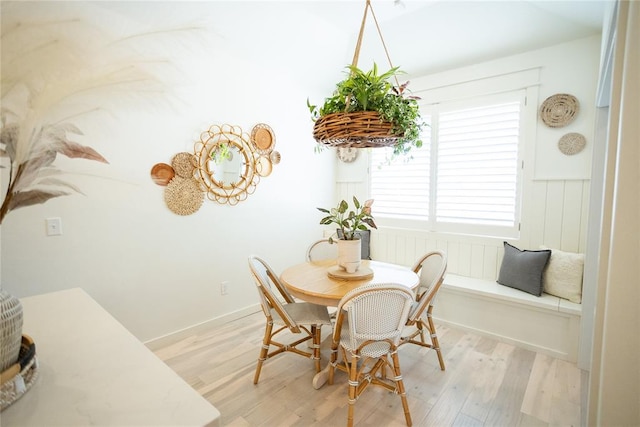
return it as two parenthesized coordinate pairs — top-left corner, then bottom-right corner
(280, 259), (420, 307)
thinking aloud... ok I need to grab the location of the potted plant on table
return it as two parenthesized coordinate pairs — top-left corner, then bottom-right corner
(317, 196), (377, 272)
(308, 63), (424, 158)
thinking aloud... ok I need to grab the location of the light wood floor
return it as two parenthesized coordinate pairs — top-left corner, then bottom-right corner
(151, 311), (588, 426)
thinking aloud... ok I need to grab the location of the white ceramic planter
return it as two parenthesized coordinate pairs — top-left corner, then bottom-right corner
(337, 239), (361, 272)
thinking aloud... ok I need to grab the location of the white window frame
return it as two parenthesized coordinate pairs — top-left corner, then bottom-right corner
(369, 90), (526, 239)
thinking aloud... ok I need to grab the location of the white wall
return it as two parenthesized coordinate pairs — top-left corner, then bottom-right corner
(0, 2), (337, 341)
(587, 1), (640, 424)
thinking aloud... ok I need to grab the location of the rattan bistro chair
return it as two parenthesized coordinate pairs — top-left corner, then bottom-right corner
(305, 238), (338, 262)
(328, 283), (415, 427)
(248, 255), (332, 384)
(399, 251), (448, 370)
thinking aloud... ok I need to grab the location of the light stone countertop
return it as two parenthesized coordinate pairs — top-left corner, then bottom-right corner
(1, 288), (220, 426)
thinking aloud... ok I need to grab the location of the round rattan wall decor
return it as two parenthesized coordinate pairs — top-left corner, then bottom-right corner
(558, 132), (586, 156)
(164, 177), (204, 216)
(269, 151), (281, 165)
(150, 163), (175, 186)
(171, 152), (196, 178)
(250, 123), (275, 154)
(540, 93), (579, 128)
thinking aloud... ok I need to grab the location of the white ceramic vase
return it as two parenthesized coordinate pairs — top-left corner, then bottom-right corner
(337, 239), (361, 273)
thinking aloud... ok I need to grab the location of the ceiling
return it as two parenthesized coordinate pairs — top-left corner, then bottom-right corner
(56, 0), (610, 91)
(286, 0), (609, 77)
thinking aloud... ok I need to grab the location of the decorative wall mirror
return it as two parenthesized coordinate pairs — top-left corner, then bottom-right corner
(152, 122), (279, 212)
(194, 124), (259, 205)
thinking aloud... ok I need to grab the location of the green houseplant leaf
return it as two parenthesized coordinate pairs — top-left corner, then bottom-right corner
(309, 63), (425, 158)
(317, 196), (377, 241)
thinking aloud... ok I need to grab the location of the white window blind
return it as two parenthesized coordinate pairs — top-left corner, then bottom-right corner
(436, 101), (520, 227)
(370, 123), (431, 220)
(369, 91), (523, 237)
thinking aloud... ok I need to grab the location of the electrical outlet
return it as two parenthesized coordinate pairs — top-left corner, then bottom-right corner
(46, 217), (63, 236)
(220, 281), (229, 295)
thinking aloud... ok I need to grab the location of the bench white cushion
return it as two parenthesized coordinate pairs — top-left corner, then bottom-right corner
(541, 247), (585, 304)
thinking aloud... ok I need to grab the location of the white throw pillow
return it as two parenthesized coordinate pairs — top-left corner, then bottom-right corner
(540, 246), (584, 303)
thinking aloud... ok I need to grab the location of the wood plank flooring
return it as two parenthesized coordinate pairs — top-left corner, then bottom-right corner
(150, 311), (586, 426)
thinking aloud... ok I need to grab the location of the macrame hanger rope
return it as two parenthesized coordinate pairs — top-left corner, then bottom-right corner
(351, 0), (400, 88)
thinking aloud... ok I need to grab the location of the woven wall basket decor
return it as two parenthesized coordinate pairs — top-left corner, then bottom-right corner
(540, 93), (579, 128)
(171, 152), (196, 178)
(558, 132), (586, 155)
(164, 177), (204, 216)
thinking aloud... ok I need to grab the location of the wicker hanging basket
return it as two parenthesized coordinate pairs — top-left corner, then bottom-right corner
(313, 0), (405, 149)
(313, 111), (401, 148)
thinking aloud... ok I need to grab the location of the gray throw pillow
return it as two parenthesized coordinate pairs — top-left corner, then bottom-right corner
(497, 242), (551, 296)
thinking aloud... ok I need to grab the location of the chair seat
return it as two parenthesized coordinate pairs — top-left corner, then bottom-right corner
(337, 321), (391, 358)
(271, 302), (332, 326)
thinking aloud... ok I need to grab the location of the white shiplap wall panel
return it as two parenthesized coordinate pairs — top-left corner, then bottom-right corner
(528, 181), (549, 248)
(579, 181), (591, 252)
(380, 231), (394, 262)
(445, 240), (460, 274)
(414, 238), (428, 265)
(543, 181), (566, 249)
(395, 234), (408, 266)
(457, 243), (472, 276)
(470, 244), (486, 279)
(340, 178), (589, 280)
(561, 180), (587, 252)
(336, 182), (366, 204)
(483, 244), (500, 280)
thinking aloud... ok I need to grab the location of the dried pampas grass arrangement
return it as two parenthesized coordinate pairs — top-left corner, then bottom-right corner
(0, 4), (199, 223)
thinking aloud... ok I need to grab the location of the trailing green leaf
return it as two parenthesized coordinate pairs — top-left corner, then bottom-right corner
(309, 63), (425, 157)
(317, 196), (377, 241)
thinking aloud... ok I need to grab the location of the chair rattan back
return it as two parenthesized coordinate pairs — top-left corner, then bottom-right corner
(336, 283), (414, 354)
(305, 238), (338, 262)
(248, 255), (332, 384)
(329, 283), (415, 426)
(408, 250), (447, 323)
(248, 255), (298, 331)
(401, 250), (448, 371)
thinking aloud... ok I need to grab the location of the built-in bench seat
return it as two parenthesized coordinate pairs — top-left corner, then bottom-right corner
(434, 273), (582, 362)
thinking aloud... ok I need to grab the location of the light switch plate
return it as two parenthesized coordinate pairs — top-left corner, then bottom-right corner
(46, 217), (62, 236)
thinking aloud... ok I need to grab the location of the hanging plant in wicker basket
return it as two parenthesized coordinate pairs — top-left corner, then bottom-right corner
(307, 1), (424, 157)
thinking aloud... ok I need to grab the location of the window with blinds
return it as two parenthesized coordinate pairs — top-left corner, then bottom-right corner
(370, 125), (431, 220)
(370, 91), (523, 237)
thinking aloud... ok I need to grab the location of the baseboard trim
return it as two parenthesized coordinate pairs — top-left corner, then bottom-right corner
(434, 316), (570, 360)
(145, 303), (262, 350)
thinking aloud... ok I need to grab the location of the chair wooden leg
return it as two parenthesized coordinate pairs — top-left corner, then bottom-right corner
(347, 354), (359, 427)
(312, 325), (322, 372)
(328, 348), (335, 385)
(253, 320), (273, 384)
(416, 322), (426, 344)
(426, 312), (445, 371)
(390, 349), (412, 426)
